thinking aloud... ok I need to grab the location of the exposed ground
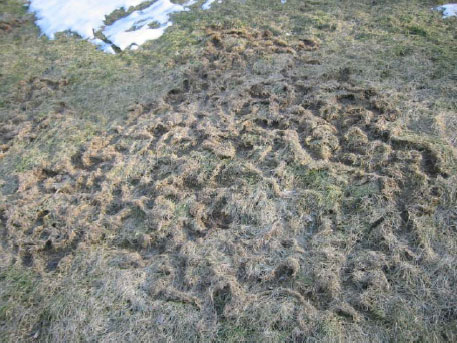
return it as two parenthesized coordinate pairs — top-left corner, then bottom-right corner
(0, 0), (456, 342)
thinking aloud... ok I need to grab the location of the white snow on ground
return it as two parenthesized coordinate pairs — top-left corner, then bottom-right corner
(29, 0), (197, 52)
(202, 0), (219, 10)
(28, 0), (146, 39)
(435, 4), (457, 18)
(103, 0), (196, 51)
(28, 0), (287, 53)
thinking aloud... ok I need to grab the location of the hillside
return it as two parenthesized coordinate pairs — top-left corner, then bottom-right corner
(1, 0), (456, 341)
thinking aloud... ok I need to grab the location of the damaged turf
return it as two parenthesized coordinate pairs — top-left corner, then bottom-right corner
(1, 1), (456, 342)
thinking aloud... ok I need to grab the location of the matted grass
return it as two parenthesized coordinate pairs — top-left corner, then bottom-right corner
(1, 0), (456, 342)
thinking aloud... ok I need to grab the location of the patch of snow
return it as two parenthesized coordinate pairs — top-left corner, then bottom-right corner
(91, 38), (115, 54)
(29, 0), (288, 53)
(202, 0), (220, 10)
(28, 0), (146, 40)
(102, 0), (194, 50)
(435, 3), (457, 18)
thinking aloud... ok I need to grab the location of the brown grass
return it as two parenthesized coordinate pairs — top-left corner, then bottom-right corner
(1, 0), (456, 342)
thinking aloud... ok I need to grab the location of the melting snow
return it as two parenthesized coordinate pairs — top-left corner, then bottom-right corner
(28, 0), (146, 39)
(202, 0), (219, 10)
(103, 0), (196, 51)
(28, 0), (287, 53)
(435, 3), (457, 18)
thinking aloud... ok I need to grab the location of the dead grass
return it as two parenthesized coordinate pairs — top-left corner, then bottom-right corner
(0, 0), (456, 342)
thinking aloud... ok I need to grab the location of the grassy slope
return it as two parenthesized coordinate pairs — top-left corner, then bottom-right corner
(0, 0), (456, 342)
